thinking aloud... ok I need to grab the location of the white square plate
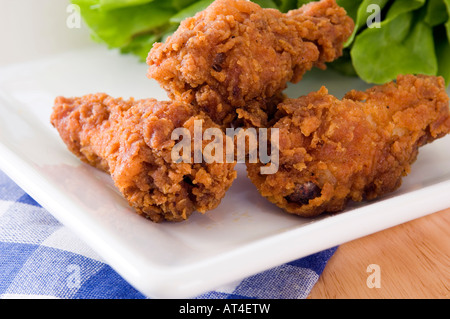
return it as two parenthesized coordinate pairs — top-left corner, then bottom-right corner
(1, 0), (450, 298)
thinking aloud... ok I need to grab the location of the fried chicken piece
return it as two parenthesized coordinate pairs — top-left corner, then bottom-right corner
(51, 93), (237, 222)
(246, 75), (450, 217)
(147, 0), (354, 127)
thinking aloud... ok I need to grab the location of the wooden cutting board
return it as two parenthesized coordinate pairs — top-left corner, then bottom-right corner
(308, 207), (450, 299)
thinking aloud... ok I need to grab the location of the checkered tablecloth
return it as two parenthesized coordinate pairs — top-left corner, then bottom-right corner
(0, 169), (336, 299)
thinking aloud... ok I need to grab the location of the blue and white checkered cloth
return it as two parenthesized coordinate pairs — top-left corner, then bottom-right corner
(0, 169), (336, 299)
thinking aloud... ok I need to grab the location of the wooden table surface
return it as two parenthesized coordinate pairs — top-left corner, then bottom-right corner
(307, 207), (450, 299)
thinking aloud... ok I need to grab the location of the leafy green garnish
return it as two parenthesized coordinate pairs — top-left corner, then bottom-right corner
(351, 8), (438, 84)
(331, 0), (450, 85)
(343, 0), (390, 47)
(98, 0), (155, 11)
(73, 0), (450, 85)
(73, 0), (176, 50)
(169, 0), (215, 23)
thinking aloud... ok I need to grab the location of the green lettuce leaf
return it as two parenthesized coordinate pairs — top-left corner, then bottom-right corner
(444, 0), (450, 37)
(344, 0), (390, 47)
(384, 0), (426, 21)
(278, 0), (297, 12)
(98, 0), (155, 11)
(351, 7), (437, 84)
(252, 0), (279, 9)
(424, 0), (448, 26)
(169, 0), (215, 23)
(436, 0), (450, 83)
(336, 0), (362, 22)
(436, 30), (450, 84)
(73, 0), (176, 48)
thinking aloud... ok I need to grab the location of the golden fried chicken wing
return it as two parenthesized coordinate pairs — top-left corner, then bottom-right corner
(51, 93), (237, 222)
(147, 0), (354, 126)
(246, 75), (450, 217)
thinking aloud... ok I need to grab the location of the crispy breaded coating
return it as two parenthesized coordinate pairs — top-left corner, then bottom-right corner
(147, 0), (354, 126)
(246, 75), (450, 217)
(51, 93), (237, 222)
